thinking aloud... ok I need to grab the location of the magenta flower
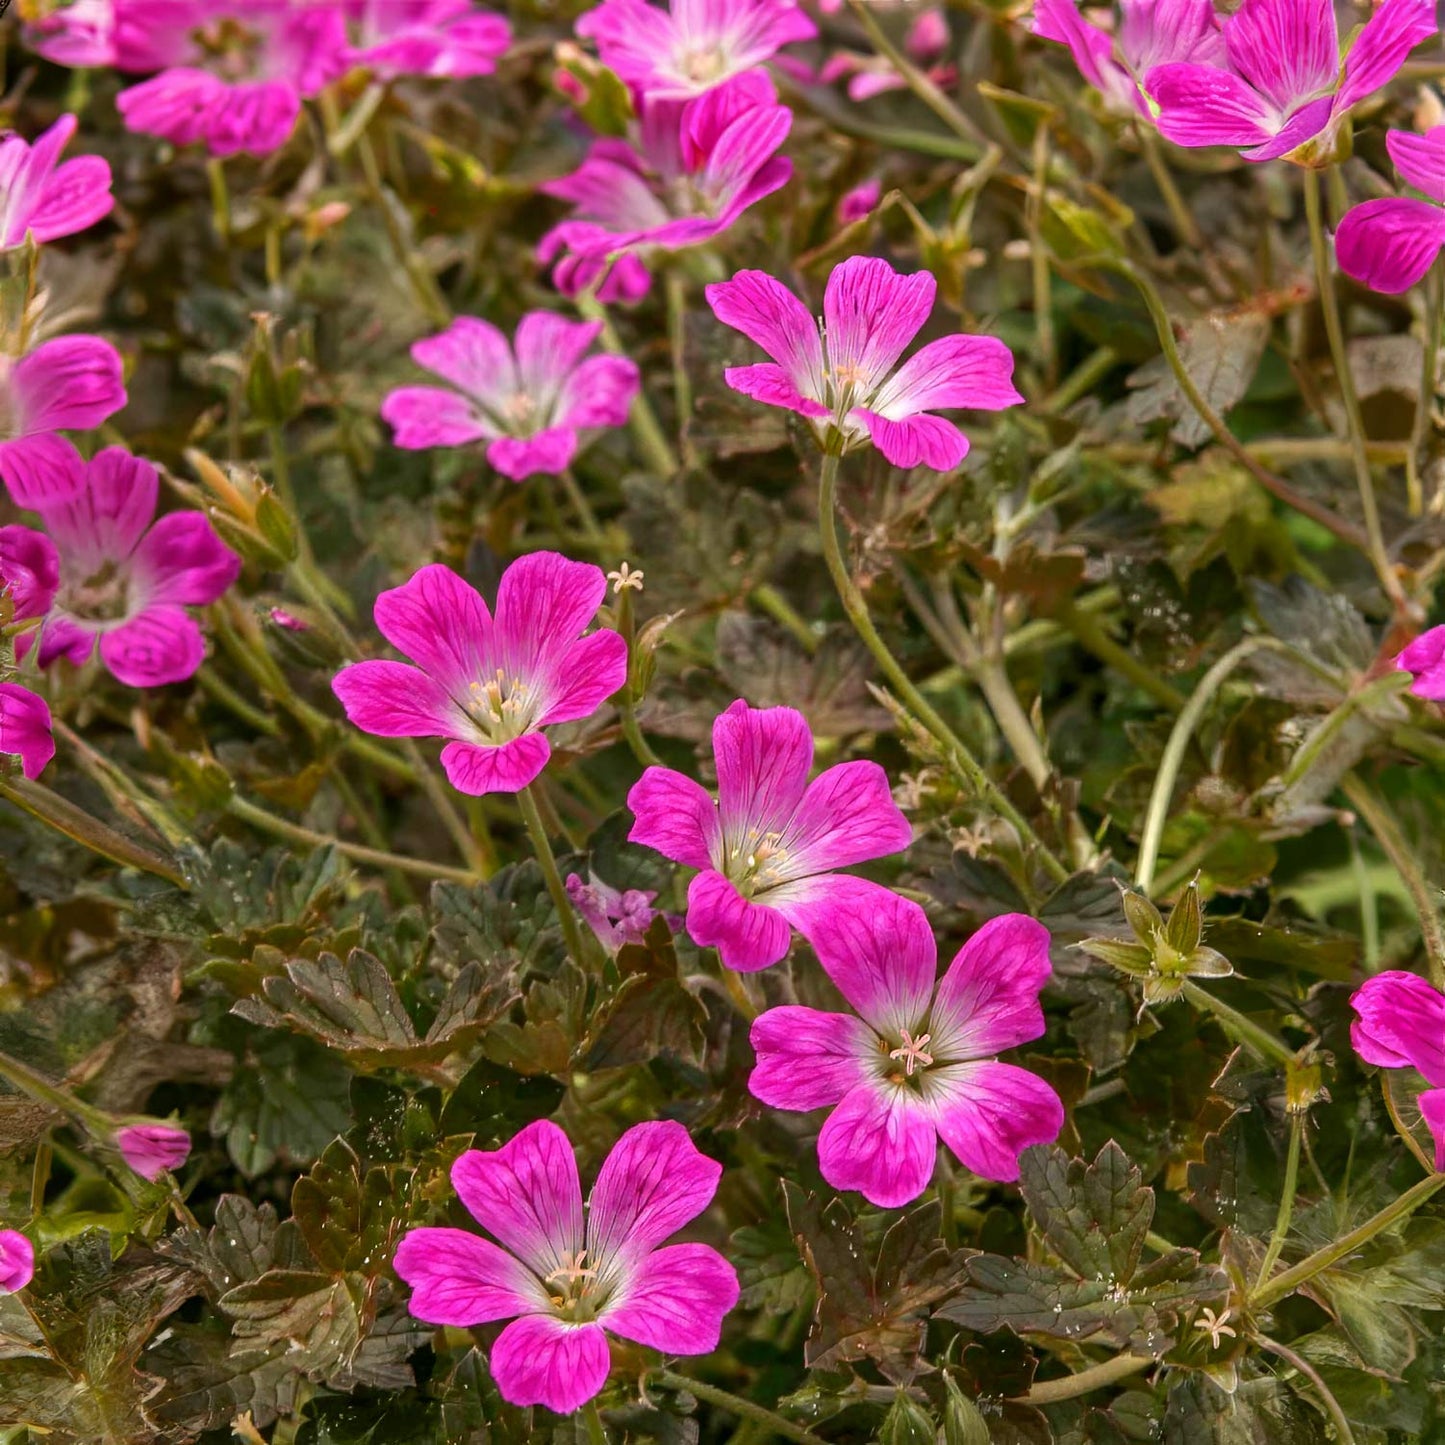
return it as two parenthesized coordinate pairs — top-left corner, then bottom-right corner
(837, 178), (882, 226)
(1033, 0), (1223, 115)
(1336, 127), (1445, 294)
(1146, 0), (1437, 163)
(381, 313), (640, 481)
(6, 447), (240, 689)
(627, 699), (912, 972)
(116, 1122), (192, 1180)
(821, 7), (955, 103)
(0, 684), (55, 780)
(0, 1230), (34, 1293)
(0, 114), (113, 248)
(1351, 971), (1445, 1170)
(1396, 624), (1445, 703)
(566, 871), (679, 953)
(393, 1119), (739, 1414)
(333, 554), (628, 796)
(575, 0), (816, 99)
(109, 1), (348, 157)
(0, 335), (126, 509)
(750, 893), (1065, 1207)
(706, 256), (1023, 471)
(538, 73), (793, 303)
(344, 0), (511, 79)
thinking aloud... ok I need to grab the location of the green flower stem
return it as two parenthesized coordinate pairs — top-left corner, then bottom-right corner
(1340, 772), (1445, 988)
(1097, 257), (1369, 551)
(1043, 345), (1121, 415)
(0, 776), (187, 887)
(51, 719), (192, 850)
(655, 1370), (828, 1445)
(772, 72), (981, 161)
(559, 469), (606, 548)
(1254, 1335), (1356, 1445)
(576, 294), (679, 477)
(402, 739), (492, 879)
(750, 584), (819, 655)
(269, 425), (355, 624)
(517, 784), (588, 966)
(1054, 599), (1187, 710)
(818, 452), (1069, 883)
(845, 0), (988, 152)
(196, 667), (283, 737)
(1408, 254), (1443, 516)
(1252, 1171), (1445, 1311)
(1302, 168), (1407, 614)
(1008, 1352), (1154, 1405)
(227, 794), (476, 885)
(1138, 125), (1204, 254)
(206, 157), (230, 244)
(0, 1047), (111, 1134)
(1135, 637), (1291, 895)
(581, 1400), (608, 1445)
(1254, 1112), (1304, 1292)
(1275, 671), (1410, 795)
(1180, 980), (1296, 1068)
(666, 269), (695, 466)
(1028, 126), (1057, 391)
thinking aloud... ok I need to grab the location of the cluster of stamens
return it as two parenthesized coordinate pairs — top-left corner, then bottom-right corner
(727, 829), (791, 893)
(545, 1249), (599, 1313)
(466, 668), (532, 738)
(61, 562), (127, 623)
(887, 1028), (934, 1079)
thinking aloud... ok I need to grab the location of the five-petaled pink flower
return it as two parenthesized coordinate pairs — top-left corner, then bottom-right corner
(381, 313), (640, 481)
(627, 699), (912, 972)
(4, 448), (241, 689)
(705, 256), (1023, 471)
(0, 684), (55, 780)
(575, 0), (816, 99)
(393, 1119), (740, 1414)
(538, 73), (793, 304)
(1396, 624), (1445, 703)
(750, 893), (1065, 1207)
(0, 335), (126, 509)
(0, 114), (114, 248)
(1351, 971), (1445, 1170)
(0, 1230), (34, 1293)
(1146, 0), (1437, 163)
(116, 1122), (192, 1180)
(333, 553), (628, 796)
(1336, 127), (1445, 294)
(1033, 0), (1222, 115)
(344, 0), (511, 78)
(97, 1), (349, 157)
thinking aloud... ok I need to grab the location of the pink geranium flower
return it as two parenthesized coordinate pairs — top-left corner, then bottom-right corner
(1146, 0), (1437, 163)
(566, 871), (677, 953)
(821, 7), (956, 103)
(0, 684), (55, 780)
(5, 447), (241, 689)
(116, 1122), (192, 1180)
(98, 1), (349, 157)
(1335, 127), (1445, 294)
(750, 893), (1065, 1207)
(575, 0), (816, 99)
(1033, 0), (1223, 115)
(380, 313), (639, 481)
(538, 73), (793, 303)
(1351, 971), (1445, 1169)
(0, 1230), (34, 1293)
(705, 256), (1023, 471)
(1396, 624), (1445, 702)
(343, 0), (511, 79)
(0, 115), (114, 248)
(0, 335), (126, 508)
(332, 554), (628, 796)
(627, 699), (913, 972)
(393, 1119), (740, 1414)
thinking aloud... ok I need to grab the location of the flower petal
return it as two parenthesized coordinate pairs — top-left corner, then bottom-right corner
(930, 913), (1053, 1059)
(381, 385), (495, 449)
(602, 1242), (740, 1355)
(513, 313), (601, 405)
(440, 735), (551, 795)
(1421, 1089), (1445, 1173)
(493, 551), (608, 680)
(1350, 970), (1445, 1086)
(1335, 197), (1445, 296)
(1221, 0), (1336, 111)
(38, 446), (157, 572)
(451, 1120), (585, 1279)
(0, 525), (59, 619)
(332, 660), (467, 739)
(869, 334), (1024, 417)
(489, 1315), (611, 1414)
(749, 1005), (875, 1110)
(822, 255), (935, 394)
(555, 354), (641, 431)
(487, 427), (578, 480)
(25, 154), (114, 245)
(98, 607), (205, 687)
(927, 1060), (1064, 1182)
(782, 759), (912, 874)
(393, 1226), (543, 1326)
(11, 335), (126, 435)
(372, 563), (493, 692)
(685, 868), (793, 971)
(537, 628), (628, 726)
(411, 315), (517, 408)
(851, 408), (970, 471)
(1334, 0), (1437, 115)
(0, 435), (85, 509)
(704, 269), (826, 406)
(817, 1081), (938, 1208)
(1146, 63), (1276, 149)
(801, 889), (936, 1038)
(1397, 625), (1445, 700)
(720, 362), (830, 417)
(130, 512), (241, 606)
(713, 699), (813, 841)
(1388, 126), (1445, 204)
(588, 1120), (723, 1265)
(0, 683), (54, 780)
(627, 766), (722, 870)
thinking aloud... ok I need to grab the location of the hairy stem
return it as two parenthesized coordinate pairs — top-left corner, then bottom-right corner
(1254, 1335), (1356, 1445)
(577, 294), (678, 477)
(1408, 253), (1443, 516)
(517, 784), (588, 965)
(1255, 1112), (1304, 1291)
(656, 1370), (828, 1445)
(1055, 599), (1188, 710)
(1181, 980), (1297, 1068)
(1008, 1353), (1153, 1405)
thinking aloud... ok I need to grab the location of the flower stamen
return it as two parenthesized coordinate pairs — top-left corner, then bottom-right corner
(888, 1029), (934, 1077)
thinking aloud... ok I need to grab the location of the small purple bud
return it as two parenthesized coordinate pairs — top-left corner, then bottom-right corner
(116, 1122), (191, 1181)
